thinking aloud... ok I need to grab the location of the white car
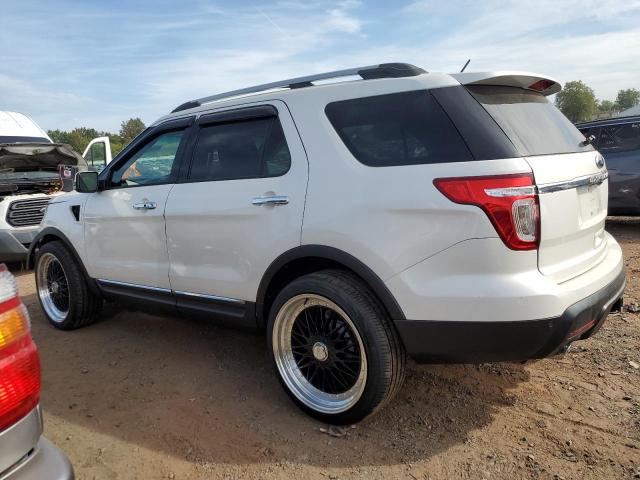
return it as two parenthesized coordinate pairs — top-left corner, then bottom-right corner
(29, 63), (626, 424)
(0, 112), (87, 263)
(81, 137), (113, 172)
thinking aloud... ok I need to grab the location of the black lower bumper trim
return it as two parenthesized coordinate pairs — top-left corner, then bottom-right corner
(394, 268), (626, 364)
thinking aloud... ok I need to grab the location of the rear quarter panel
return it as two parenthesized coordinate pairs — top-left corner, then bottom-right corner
(283, 76), (534, 280)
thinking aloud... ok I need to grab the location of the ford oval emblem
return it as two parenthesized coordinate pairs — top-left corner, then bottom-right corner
(595, 154), (605, 169)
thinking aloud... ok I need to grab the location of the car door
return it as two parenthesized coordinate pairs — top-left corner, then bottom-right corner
(83, 118), (193, 289)
(82, 137), (112, 171)
(597, 121), (640, 214)
(165, 102), (308, 317)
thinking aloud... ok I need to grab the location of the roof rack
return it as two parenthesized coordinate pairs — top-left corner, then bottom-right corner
(171, 63), (426, 113)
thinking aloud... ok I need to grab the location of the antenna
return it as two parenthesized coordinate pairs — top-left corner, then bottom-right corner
(460, 59), (471, 73)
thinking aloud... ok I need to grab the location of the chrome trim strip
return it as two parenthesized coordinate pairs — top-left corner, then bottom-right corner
(537, 171), (608, 194)
(484, 186), (537, 197)
(97, 279), (172, 294)
(97, 279), (246, 305)
(174, 290), (246, 305)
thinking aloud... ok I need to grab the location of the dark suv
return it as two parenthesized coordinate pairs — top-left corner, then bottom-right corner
(577, 115), (640, 216)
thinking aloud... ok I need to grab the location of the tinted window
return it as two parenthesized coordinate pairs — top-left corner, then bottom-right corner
(325, 91), (472, 167)
(578, 126), (600, 145)
(111, 130), (184, 187)
(468, 86), (593, 156)
(597, 122), (640, 153)
(189, 117), (290, 181)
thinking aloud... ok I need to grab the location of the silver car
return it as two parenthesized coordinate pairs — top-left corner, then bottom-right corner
(0, 265), (73, 480)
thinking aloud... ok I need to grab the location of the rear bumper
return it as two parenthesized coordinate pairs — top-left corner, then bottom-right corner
(395, 266), (626, 363)
(1, 437), (74, 480)
(0, 229), (40, 262)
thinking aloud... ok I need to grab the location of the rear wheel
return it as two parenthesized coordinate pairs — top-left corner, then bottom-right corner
(35, 241), (102, 330)
(268, 270), (406, 424)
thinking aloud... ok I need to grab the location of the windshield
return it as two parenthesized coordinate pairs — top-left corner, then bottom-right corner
(0, 135), (51, 144)
(467, 86), (593, 156)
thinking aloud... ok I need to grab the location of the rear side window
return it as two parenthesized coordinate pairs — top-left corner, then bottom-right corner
(189, 117), (291, 181)
(325, 91), (472, 166)
(468, 86), (593, 156)
(597, 122), (640, 153)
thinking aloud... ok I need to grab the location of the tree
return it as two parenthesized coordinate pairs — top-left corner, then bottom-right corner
(555, 80), (597, 123)
(598, 99), (615, 113)
(119, 118), (146, 146)
(615, 88), (640, 111)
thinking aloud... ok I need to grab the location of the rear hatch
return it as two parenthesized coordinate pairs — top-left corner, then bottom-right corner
(460, 79), (608, 283)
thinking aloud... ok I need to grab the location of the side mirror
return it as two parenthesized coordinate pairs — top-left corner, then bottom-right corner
(75, 171), (99, 193)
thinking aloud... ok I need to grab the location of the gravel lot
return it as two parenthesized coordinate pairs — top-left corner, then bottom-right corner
(15, 217), (640, 480)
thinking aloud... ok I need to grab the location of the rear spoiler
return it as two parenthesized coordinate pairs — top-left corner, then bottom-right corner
(450, 71), (561, 96)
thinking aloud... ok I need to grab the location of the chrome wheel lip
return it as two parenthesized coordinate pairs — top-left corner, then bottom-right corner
(273, 294), (367, 415)
(36, 252), (69, 323)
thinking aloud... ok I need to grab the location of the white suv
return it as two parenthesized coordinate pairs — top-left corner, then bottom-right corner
(29, 63), (626, 424)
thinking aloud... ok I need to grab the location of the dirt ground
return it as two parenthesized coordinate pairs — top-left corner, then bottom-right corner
(15, 218), (640, 480)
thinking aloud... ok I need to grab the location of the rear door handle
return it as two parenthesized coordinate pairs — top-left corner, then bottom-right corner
(252, 195), (289, 206)
(132, 201), (157, 210)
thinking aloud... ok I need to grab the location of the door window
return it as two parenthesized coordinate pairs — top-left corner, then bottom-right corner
(86, 142), (106, 167)
(110, 130), (185, 188)
(189, 117), (291, 181)
(597, 122), (640, 153)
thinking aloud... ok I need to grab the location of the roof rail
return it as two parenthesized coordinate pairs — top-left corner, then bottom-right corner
(171, 63), (426, 113)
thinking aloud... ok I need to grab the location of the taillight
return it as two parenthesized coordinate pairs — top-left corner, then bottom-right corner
(433, 174), (540, 250)
(528, 79), (556, 92)
(0, 264), (40, 432)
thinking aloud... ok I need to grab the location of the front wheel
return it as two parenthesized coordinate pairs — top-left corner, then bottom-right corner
(268, 270), (406, 424)
(35, 241), (102, 330)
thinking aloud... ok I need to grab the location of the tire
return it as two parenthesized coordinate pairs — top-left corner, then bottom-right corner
(268, 269), (406, 424)
(35, 241), (102, 330)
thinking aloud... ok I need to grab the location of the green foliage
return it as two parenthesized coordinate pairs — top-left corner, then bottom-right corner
(615, 88), (640, 111)
(598, 99), (616, 113)
(555, 80), (597, 123)
(47, 118), (146, 158)
(119, 118), (146, 145)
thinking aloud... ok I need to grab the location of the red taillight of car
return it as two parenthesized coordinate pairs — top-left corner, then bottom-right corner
(0, 265), (40, 432)
(434, 174), (540, 250)
(528, 79), (556, 92)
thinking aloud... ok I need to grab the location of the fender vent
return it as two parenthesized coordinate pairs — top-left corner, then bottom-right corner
(6, 198), (50, 227)
(70, 205), (80, 221)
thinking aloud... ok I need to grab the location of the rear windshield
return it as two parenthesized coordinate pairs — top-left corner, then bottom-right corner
(468, 86), (593, 156)
(325, 91), (473, 166)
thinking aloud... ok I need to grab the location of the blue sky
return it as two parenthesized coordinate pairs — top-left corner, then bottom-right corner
(1, 0), (640, 132)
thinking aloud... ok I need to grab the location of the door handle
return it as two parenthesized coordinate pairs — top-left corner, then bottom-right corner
(252, 195), (289, 206)
(132, 201), (157, 210)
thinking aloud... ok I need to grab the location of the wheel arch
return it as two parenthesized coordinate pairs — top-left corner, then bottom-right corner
(256, 245), (406, 329)
(27, 227), (100, 295)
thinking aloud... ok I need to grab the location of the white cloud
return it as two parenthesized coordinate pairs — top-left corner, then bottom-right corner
(0, 0), (639, 131)
(326, 8), (362, 34)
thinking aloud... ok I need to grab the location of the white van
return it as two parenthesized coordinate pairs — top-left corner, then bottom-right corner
(0, 111), (88, 262)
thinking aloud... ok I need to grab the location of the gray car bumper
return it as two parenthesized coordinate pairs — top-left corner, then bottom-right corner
(1, 437), (74, 480)
(0, 229), (40, 262)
